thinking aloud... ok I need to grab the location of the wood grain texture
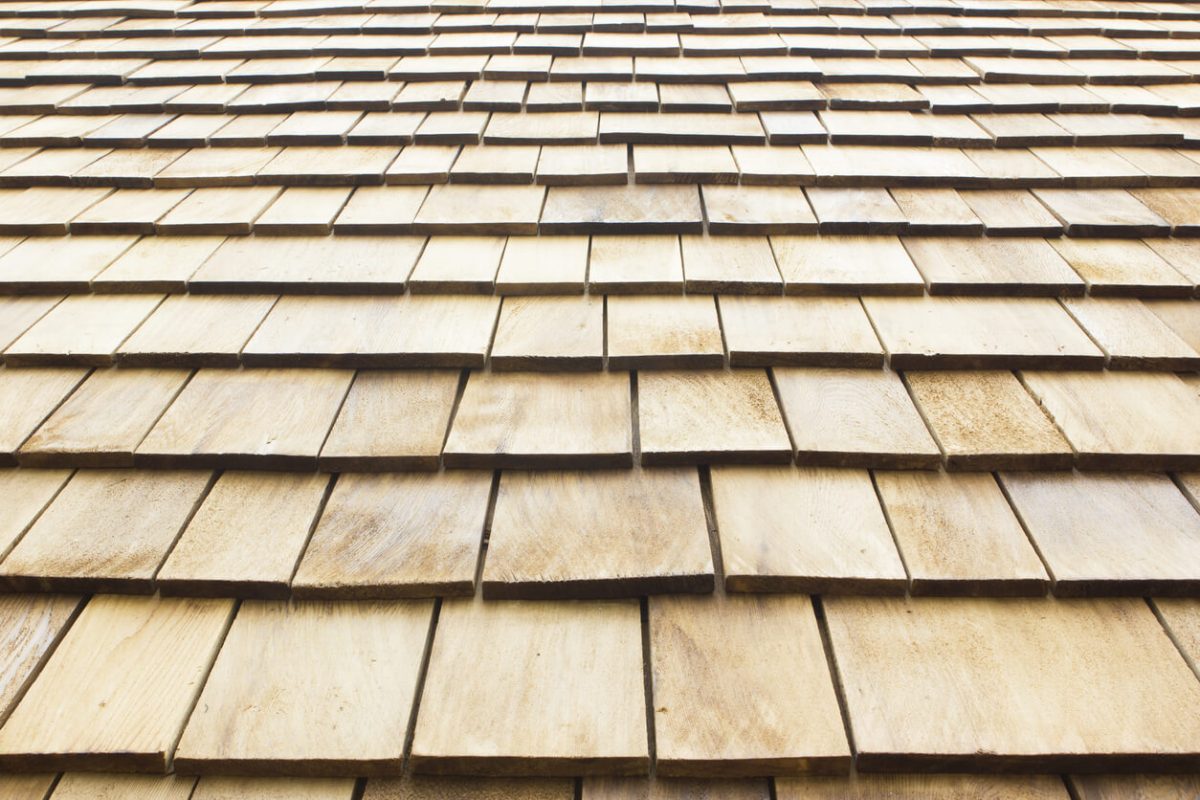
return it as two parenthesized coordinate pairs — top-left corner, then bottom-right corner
(411, 598), (648, 776)
(0, 368), (87, 465)
(825, 596), (1200, 771)
(175, 600), (434, 776)
(495, 236), (589, 294)
(192, 777), (356, 800)
(902, 237), (1083, 297)
(444, 371), (632, 468)
(1062, 298), (1200, 371)
(1001, 472), (1200, 596)
(1020, 370), (1200, 470)
(680, 236), (781, 294)
(0, 470), (210, 593)
(863, 296), (1103, 370)
(293, 471), (490, 599)
(50, 774), (196, 800)
(1067, 774), (1200, 800)
(607, 296), (724, 369)
(774, 367), (940, 468)
(118, 295), (277, 367)
(0, 594), (235, 772)
(490, 296), (604, 371)
(771, 235), (923, 295)
(0, 774), (54, 800)
(637, 370), (792, 465)
(19, 368), (190, 468)
(136, 368), (354, 469)
(0, 594), (83, 725)
(905, 370), (1073, 470)
(588, 236), (683, 294)
(365, 776), (573, 800)
(712, 466), (905, 593)
(584, 778), (768, 800)
(875, 471), (1048, 596)
(0, 469), (70, 560)
(777, 774), (1069, 800)
(157, 471), (329, 599)
(4, 294), (162, 367)
(649, 593), (850, 776)
(720, 296), (883, 369)
(319, 370), (459, 470)
(483, 468), (713, 599)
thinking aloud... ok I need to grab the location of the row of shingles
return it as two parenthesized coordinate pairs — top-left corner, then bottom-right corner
(2, 228), (1198, 297)
(0, 182), (1196, 237)
(6, 584), (1200, 776)
(4, 448), (1200, 597)
(2, 354), (1199, 471)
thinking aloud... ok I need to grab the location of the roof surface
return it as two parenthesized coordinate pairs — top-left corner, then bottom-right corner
(0, 0), (1198, 796)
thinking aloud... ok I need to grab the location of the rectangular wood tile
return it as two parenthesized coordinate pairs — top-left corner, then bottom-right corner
(588, 235), (684, 294)
(5, 294), (163, 367)
(0, 367), (87, 465)
(826, 596), (1200, 771)
(0, 469), (210, 593)
(720, 296), (883, 368)
(174, 599), (434, 776)
(156, 471), (330, 599)
(410, 597), (648, 776)
(94, 236), (224, 293)
(541, 185), (702, 234)
(902, 237), (1085, 297)
(367, 777), (571, 800)
(136, 368), (354, 469)
(292, 471), (490, 599)
(0, 236), (136, 293)
(119, 294), (277, 367)
(0, 468), (70, 559)
(495, 236), (589, 294)
(703, 186), (816, 234)
(193, 777), (356, 800)
(679, 235), (781, 294)
(1062, 298), (1200, 371)
(607, 295), (724, 369)
(711, 466), (905, 593)
(320, 370), (459, 470)
(863, 296), (1104, 370)
(1020, 370), (1200, 469)
(156, 186), (281, 235)
(874, 471), (1049, 596)
(584, 778), (768, 800)
(483, 468), (713, 599)
(777, 775), (1070, 800)
(0, 297), (62, 353)
(50, 774), (195, 800)
(774, 367), (940, 469)
(0, 594), (235, 772)
(1050, 238), (1194, 298)
(20, 367), (189, 468)
(1001, 471), (1200, 596)
(444, 371), (632, 468)
(0, 593), (83, 724)
(770, 236), (924, 296)
(637, 369), (792, 465)
(491, 295), (604, 371)
(649, 593), (849, 776)
(1067, 775), (1200, 800)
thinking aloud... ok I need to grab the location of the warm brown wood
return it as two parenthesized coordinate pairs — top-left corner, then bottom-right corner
(638, 370), (792, 465)
(720, 296), (883, 369)
(293, 471), (490, 599)
(483, 468), (713, 599)
(0, 594), (235, 772)
(825, 596), (1200, 771)
(607, 296), (724, 369)
(0, 469), (70, 559)
(4, 294), (163, 367)
(588, 236), (683, 294)
(192, 777), (357, 800)
(411, 597), (648, 776)
(584, 778), (768, 800)
(1067, 774), (1200, 800)
(118, 295), (277, 367)
(136, 368), (354, 469)
(490, 296), (604, 371)
(320, 370), (460, 470)
(1062, 298), (1200, 371)
(711, 466), (905, 593)
(875, 471), (1048, 596)
(905, 370), (1073, 470)
(1001, 472), (1200, 597)
(0, 368), (88, 465)
(778, 775), (1070, 800)
(365, 776), (573, 800)
(0, 470), (211, 593)
(774, 367), (940, 468)
(0, 774), (55, 800)
(157, 471), (330, 599)
(444, 372), (632, 468)
(649, 593), (850, 776)
(50, 774), (196, 800)
(0, 594), (83, 724)
(771, 235), (923, 295)
(175, 600), (434, 776)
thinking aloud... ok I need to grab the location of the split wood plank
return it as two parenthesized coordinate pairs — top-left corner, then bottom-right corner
(0, 469), (70, 559)
(491, 296), (604, 371)
(407, 236), (505, 294)
(156, 471), (330, 599)
(0, 367), (87, 465)
(588, 235), (684, 294)
(874, 471), (1049, 596)
(0, 469), (210, 593)
(292, 471), (490, 599)
(905, 370), (1073, 470)
(319, 370), (460, 470)
(0, 594), (236, 772)
(719, 296), (883, 369)
(863, 296), (1103, 370)
(19, 368), (190, 468)
(825, 596), (1200, 771)
(777, 775), (1070, 799)
(410, 597), (649, 776)
(637, 369), (792, 465)
(191, 236), (423, 293)
(607, 296), (724, 369)
(541, 185), (702, 234)
(1020, 370), (1200, 470)
(902, 237), (1085, 297)
(174, 599), (434, 777)
(495, 236), (589, 294)
(679, 236), (781, 294)
(1001, 472), (1200, 596)
(136, 368), (354, 469)
(444, 371), (632, 468)
(770, 236), (924, 296)
(648, 593), (850, 776)
(192, 777), (357, 800)
(483, 468), (713, 599)
(773, 367), (940, 468)
(711, 465), (905, 594)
